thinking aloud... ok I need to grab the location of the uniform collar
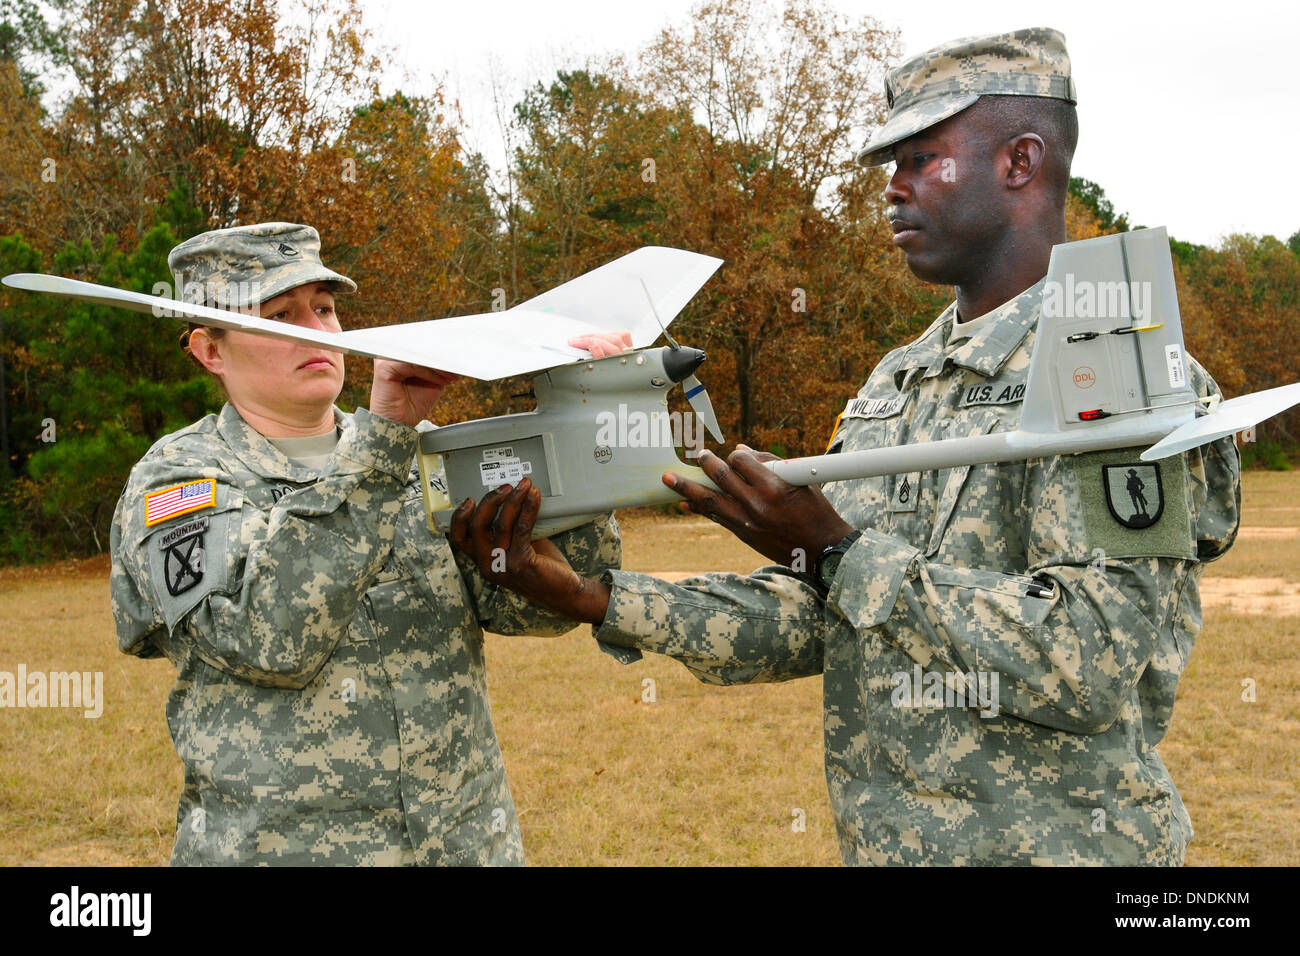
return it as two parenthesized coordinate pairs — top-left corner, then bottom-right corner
(893, 278), (1044, 388)
(217, 402), (350, 481)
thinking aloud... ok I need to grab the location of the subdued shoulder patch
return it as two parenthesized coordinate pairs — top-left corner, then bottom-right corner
(1103, 463), (1162, 529)
(1075, 450), (1194, 559)
(158, 518), (209, 596)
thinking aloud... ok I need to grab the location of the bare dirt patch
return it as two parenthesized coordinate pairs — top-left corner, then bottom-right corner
(1200, 576), (1300, 614)
(1236, 527), (1300, 539)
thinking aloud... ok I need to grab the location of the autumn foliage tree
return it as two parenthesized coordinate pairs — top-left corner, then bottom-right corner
(0, 0), (477, 558)
(499, 1), (936, 455)
(633, 0), (917, 452)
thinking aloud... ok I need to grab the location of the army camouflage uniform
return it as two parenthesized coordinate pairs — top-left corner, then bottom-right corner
(595, 282), (1240, 865)
(111, 404), (621, 865)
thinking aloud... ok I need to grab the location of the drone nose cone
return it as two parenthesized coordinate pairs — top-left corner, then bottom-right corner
(662, 346), (706, 384)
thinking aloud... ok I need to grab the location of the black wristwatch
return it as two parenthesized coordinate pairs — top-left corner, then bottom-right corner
(812, 530), (863, 594)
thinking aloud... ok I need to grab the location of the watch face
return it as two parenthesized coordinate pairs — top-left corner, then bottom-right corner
(818, 550), (845, 588)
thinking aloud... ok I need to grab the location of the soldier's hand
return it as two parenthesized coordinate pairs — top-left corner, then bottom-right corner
(370, 360), (461, 426)
(568, 330), (634, 359)
(449, 478), (611, 625)
(664, 445), (855, 570)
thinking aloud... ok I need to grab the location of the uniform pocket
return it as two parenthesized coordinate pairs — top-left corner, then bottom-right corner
(412, 529), (479, 630)
(921, 562), (1058, 632)
(925, 412), (1005, 557)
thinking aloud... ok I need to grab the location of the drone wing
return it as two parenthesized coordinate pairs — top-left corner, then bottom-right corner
(0, 271), (363, 352)
(518, 245), (725, 347)
(1140, 381), (1300, 461)
(2, 246), (723, 380)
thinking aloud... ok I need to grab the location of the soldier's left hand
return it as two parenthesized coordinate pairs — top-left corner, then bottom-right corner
(449, 478), (611, 625)
(665, 445), (855, 569)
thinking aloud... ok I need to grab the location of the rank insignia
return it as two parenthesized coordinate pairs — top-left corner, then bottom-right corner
(1103, 463), (1163, 529)
(889, 471), (921, 513)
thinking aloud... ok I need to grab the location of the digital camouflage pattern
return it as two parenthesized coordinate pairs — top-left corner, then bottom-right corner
(111, 404), (621, 865)
(596, 282), (1241, 865)
(856, 26), (1077, 167)
(167, 222), (357, 309)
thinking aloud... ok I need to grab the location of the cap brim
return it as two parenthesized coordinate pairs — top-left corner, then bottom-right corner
(231, 264), (358, 308)
(855, 92), (980, 166)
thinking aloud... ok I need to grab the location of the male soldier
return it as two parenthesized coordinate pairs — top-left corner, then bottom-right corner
(452, 27), (1241, 865)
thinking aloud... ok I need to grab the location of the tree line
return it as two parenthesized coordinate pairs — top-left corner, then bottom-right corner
(1, 0), (1295, 562)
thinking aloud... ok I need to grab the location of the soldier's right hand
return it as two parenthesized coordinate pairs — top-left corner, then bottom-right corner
(370, 359), (460, 426)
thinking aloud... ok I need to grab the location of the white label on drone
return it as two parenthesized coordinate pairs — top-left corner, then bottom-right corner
(482, 446), (515, 461)
(479, 457), (526, 489)
(1165, 345), (1185, 389)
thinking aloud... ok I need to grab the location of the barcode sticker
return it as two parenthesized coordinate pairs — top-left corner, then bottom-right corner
(480, 457), (525, 489)
(1165, 344), (1186, 389)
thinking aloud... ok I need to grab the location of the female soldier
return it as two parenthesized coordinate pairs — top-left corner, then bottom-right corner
(109, 222), (624, 865)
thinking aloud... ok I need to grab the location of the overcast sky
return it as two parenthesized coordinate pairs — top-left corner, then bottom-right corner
(362, 0), (1298, 248)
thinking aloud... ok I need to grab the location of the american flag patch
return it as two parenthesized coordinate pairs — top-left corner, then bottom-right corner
(145, 479), (217, 526)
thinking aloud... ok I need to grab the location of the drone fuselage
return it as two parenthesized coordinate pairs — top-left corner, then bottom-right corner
(419, 346), (719, 539)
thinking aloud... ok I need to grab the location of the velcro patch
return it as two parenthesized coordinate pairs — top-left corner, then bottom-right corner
(162, 531), (206, 597)
(141, 486), (239, 633)
(155, 516), (209, 550)
(145, 479), (216, 526)
(959, 381), (1026, 407)
(1075, 450), (1194, 559)
(889, 472), (922, 513)
(840, 394), (906, 420)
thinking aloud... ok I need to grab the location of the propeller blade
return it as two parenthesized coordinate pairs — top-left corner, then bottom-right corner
(683, 374), (724, 444)
(1141, 381), (1300, 460)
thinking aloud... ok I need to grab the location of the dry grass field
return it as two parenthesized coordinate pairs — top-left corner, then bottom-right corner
(1, 471), (1297, 866)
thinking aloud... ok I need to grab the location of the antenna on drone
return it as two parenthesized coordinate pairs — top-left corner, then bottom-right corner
(640, 277), (721, 443)
(641, 278), (681, 350)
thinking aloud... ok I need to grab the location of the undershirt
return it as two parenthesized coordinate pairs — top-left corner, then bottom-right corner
(267, 428), (341, 471)
(948, 306), (999, 344)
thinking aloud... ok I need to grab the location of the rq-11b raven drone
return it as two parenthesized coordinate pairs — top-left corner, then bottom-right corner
(5, 227), (1299, 539)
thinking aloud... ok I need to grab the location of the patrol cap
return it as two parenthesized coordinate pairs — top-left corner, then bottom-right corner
(855, 26), (1077, 167)
(167, 222), (356, 310)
